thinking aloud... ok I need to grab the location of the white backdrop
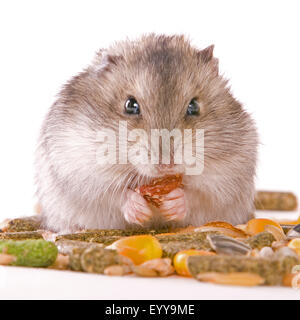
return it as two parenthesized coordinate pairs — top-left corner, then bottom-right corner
(0, 0), (299, 221)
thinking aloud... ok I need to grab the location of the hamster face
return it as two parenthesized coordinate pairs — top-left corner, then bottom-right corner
(85, 35), (256, 180)
(36, 34), (258, 231)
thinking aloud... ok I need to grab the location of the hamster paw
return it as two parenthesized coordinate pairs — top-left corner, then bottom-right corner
(160, 188), (187, 222)
(122, 189), (153, 225)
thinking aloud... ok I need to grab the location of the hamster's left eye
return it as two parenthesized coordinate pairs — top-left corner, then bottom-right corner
(186, 98), (200, 116)
(124, 97), (140, 115)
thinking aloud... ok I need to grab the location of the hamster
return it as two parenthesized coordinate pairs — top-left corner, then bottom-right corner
(35, 34), (258, 233)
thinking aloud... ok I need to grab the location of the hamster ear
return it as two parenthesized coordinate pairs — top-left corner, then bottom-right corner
(198, 44), (219, 75)
(200, 45), (215, 63)
(92, 50), (121, 73)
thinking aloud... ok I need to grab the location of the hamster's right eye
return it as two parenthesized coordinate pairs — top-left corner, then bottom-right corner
(124, 97), (140, 115)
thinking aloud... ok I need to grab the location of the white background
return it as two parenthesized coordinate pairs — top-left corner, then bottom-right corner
(0, 0), (299, 222)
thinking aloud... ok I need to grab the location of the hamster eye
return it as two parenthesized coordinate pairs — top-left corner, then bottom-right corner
(124, 97), (140, 115)
(186, 98), (200, 116)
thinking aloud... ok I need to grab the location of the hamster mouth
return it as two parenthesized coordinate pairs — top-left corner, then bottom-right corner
(149, 164), (185, 179)
(127, 165), (184, 190)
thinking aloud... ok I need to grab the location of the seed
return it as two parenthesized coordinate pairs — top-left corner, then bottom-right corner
(282, 273), (300, 287)
(207, 234), (251, 256)
(132, 258), (174, 277)
(287, 224), (300, 239)
(104, 264), (131, 276)
(196, 272), (265, 286)
(132, 265), (158, 277)
(48, 254), (70, 270)
(272, 240), (289, 250)
(274, 246), (300, 259)
(195, 221), (248, 238)
(0, 253), (16, 265)
(287, 238), (300, 256)
(258, 247), (274, 259)
(264, 225), (286, 241)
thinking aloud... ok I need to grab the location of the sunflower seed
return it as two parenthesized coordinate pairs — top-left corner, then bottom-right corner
(207, 234), (251, 255)
(287, 224), (300, 239)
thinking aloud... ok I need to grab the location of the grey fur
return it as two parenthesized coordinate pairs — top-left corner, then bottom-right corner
(35, 34), (258, 232)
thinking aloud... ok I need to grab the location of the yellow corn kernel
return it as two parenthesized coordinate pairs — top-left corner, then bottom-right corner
(246, 218), (283, 235)
(111, 235), (162, 265)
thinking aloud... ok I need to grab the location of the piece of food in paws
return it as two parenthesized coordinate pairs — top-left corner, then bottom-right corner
(108, 235), (162, 265)
(254, 191), (298, 211)
(135, 174), (183, 207)
(0, 239), (58, 267)
(0, 216), (41, 232)
(188, 254), (299, 286)
(0, 231), (43, 240)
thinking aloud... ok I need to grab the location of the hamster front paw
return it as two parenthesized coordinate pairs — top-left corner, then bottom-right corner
(160, 188), (187, 222)
(122, 189), (153, 225)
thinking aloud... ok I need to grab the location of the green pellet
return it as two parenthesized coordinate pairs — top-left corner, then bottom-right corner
(0, 239), (58, 267)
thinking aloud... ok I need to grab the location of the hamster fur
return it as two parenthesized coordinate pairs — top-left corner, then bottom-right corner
(35, 34), (258, 233)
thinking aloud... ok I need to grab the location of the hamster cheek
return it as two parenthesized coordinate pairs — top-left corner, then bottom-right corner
(122, 189), (153, 225)
(160, 188), (187, 222)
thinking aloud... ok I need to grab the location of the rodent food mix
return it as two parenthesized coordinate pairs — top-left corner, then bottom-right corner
(0, 175), (299, 287)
